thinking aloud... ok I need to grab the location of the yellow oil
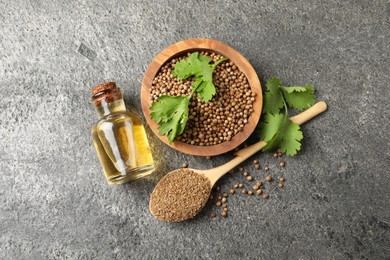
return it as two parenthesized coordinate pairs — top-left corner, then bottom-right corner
(92, 105), (154, 184)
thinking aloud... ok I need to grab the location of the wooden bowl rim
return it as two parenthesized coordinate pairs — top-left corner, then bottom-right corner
(141, 38), (262, 156)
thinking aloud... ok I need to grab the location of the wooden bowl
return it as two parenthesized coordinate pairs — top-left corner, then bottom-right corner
(141, 38), (262, 156)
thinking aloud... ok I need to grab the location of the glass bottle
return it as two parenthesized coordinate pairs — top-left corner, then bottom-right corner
(91, 82), (155, 184)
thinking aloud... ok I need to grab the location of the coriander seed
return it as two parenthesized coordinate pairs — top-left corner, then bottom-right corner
(263, 193), (269, 199)
(256, 189), (262, 195)
(181, 163), (188, 168)
(279, 161), (285, 167)
(265, 166), (269, 171)
(279, 177), (285, 182)
(221, 211), (227, 218)
(253, 185), (259, 190)
(247, 176), (253, 182)
(211, 212), (217, 218)
(238, 183), (243, 188)
(266, 176), (272, 182)
(216, 201), (222, 207)
(222, 198), (227, 203)
(149, 169), (211, 222)
(247, 191), (253, 195)
(229, 189), (235, 194)
(278, 183), (284, 188)
(234, 184), (239, 189)
(243, 171), (248, 177)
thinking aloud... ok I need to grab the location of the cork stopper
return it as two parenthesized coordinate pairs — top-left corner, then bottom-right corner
(91, 82), (117, 95)
(91, 82), (122, 107)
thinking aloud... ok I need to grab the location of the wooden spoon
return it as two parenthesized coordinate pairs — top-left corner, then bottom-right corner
(150, 101), (327, 221)
(197, 101), (327, 186)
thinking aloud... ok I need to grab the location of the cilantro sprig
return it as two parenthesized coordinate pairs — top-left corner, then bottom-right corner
(172, 53), (227, 102)
(150, 52), (227, 143)
(257, 77), (316, 156)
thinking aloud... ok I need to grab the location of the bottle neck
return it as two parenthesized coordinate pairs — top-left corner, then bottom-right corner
(95, 99), (126, 118)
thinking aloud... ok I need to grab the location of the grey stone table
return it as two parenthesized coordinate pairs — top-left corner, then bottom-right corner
(1, 1), (389, 259)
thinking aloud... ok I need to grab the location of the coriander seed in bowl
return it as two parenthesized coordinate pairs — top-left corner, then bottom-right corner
(150, 51), (255, 146)
(141, 38), (262, 156)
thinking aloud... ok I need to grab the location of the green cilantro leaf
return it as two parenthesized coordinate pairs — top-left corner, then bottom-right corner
(150, 95), (190, 144)
(257, 77), (317, 156)
(262, 77), (284, 114)
(257, 112), (303, 156)
(172, 52), (227, 102)
(281, 85), (316, 110)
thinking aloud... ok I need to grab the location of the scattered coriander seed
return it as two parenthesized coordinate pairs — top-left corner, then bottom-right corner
(253, 185), (259, 190)
(266, 176), (272, 182)
(221, 211), (227, 218)
(247, 191), (253, 195)
(239, 167), (244, 172)
(218, 195), (222, 200)
(242, 189), (247, 194)
(265, 166), (269, 171)
(216, 201), (222, 207)
(243, 171), (248, 177)
(215, 186), (221, 191)
(223, 207), (228, 212)
(255, 164), (260, 169)
(279, 161), (285, 167)
(211, 212), (217, 218)
(263, 193), (269, 199)
(247, 176), (253, 182)
(273, 152), (278, 158)
(278, 152), (282, 157)
(253, 160), (258, 164)
(206, 156), (211, 160)
(279, 177), (285, 182)
(222, 193), (228, 198)
(238, 183), (243, 188)
(234, 184), (239, 189)
(222, 197), (227, 203)
(257, 181), (263, 186)
(278, 183), (284, 188)
(256, 189), (263, 195)
(181, 163), (188, 168)
(229, 189), (235, 194)
(222, 203), (227, 208)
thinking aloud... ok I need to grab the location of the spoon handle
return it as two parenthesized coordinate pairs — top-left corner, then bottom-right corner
(205, 101), (328, 185)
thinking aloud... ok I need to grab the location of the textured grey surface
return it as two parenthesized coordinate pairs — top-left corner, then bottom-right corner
(1, 0), (389, 259)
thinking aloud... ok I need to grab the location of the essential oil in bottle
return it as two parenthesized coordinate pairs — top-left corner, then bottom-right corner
(91, 82), (155, 184)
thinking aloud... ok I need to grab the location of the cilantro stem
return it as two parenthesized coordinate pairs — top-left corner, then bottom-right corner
(211, 57), (228, 69)
(280, 89), (289, 119)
